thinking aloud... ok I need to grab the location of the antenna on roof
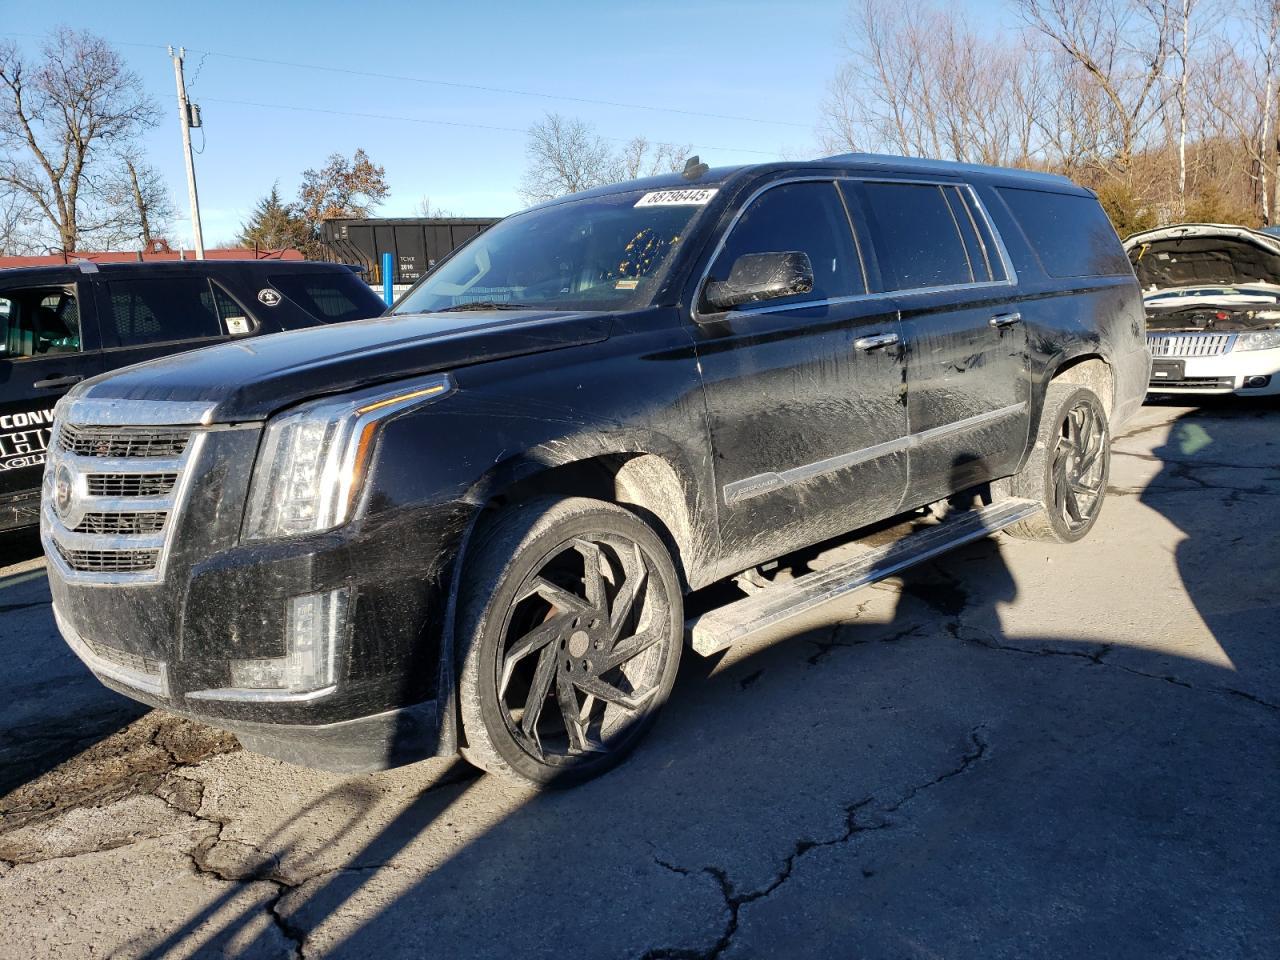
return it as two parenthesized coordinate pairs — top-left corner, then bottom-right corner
(682, 156), (709, 180)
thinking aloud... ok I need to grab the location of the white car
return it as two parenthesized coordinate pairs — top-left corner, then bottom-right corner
(1125, 223), (1280, 396)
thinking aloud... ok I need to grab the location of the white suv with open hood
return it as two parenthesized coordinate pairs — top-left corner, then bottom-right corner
(1126, 223), (1280, 396)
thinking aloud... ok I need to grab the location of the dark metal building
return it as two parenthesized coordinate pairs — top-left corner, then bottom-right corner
(319, 217), (500, 285)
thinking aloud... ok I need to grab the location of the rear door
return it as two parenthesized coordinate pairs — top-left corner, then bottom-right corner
(691, 179), (909, 576)
(850, 179), (1030, 506)
(0, 280), (103, 514)
(94, 271), (258, 374)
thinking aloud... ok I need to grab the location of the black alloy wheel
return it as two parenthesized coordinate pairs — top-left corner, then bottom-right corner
(1051, 396), (1108, 534)
(1005, 382), (1111, 543)
(458, 497), (682, 785)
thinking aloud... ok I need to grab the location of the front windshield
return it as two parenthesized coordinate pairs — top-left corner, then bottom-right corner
(393, 189), (712, 314)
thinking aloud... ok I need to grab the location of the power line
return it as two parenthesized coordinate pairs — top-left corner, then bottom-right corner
(188, 48), (812, 130)
(0, 31), (809, 130)
(200, 96), (785, 157)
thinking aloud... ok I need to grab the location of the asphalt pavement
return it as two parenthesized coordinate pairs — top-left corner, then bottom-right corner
(0, 398), (1277, 959)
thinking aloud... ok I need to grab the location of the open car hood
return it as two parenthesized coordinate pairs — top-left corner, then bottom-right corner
(1124, 223), (1280, 292)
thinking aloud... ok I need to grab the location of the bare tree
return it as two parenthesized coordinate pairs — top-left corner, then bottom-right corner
(1016, 0), (1176, 177)
(416, 196), (456, 218)
(615, 137), (693, 181)
(0, 28), (161, 252)
(822, 0), (1046, 166)
(1167, 0), (1216, 214)
(100, 153), (176, 250)
(823, 0), (1275, 227)
(519, 114), (617, 203)
(0, 191), (38, 255)
(1209, 0), (1280, 222)
(519, 113), (693, 204)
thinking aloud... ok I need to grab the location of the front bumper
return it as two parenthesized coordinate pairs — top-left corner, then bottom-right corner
(1147, 345), (1280, 395)
(46, 480), (475, 771)
(54, 602), (441, 774)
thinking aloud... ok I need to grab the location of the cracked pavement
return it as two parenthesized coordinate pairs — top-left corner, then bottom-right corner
(1, 399), (1278, 959)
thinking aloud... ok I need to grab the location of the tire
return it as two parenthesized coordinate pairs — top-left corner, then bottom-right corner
(1004, 383), (1111, 543)
(456, 496), (683, 786)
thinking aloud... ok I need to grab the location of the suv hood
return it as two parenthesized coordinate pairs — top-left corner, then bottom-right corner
(1124, 223), (1280, 292)
(70, 309), (612, 422)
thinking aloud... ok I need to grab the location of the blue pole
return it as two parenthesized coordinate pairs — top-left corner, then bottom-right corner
(382, 251), (394, 306)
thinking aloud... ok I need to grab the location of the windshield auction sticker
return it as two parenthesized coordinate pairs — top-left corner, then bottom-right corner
(635, 189), (718, 207)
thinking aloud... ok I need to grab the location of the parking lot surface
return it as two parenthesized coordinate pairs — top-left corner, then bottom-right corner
(0, 399), (1277, 959)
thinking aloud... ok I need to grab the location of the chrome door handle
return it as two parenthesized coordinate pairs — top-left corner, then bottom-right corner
(990, 312), (1022, 328)
(33, 374), (83, 389)
(854, 332), (900, 351)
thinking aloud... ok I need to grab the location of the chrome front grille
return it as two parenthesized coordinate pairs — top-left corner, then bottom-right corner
(58, 423), (189, 459)
(73, 511), (167, 535)
(86, 473), (178, 497)
(1147, 333), (1235, 357)
(42, 400), (211, 585)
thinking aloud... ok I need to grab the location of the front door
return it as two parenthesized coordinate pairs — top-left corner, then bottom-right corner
(851, 179), (1030, 506)
(691, 179), (910, 578)
(0, 281), (102, 521)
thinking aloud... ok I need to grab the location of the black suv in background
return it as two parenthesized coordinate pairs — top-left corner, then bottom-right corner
(1, 260), (386, 530)
(44, 155), (1150, 785)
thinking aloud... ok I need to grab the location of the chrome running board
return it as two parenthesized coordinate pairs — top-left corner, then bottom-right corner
(687, 497), (1043, 656)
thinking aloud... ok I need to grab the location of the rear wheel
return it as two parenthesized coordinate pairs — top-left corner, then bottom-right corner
(1004, 383), (1110, 543)
(457, 496), (683, 785)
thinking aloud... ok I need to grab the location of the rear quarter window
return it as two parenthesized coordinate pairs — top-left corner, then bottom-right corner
(997, 187), (1130, 279)
(267, 272), (383, 325)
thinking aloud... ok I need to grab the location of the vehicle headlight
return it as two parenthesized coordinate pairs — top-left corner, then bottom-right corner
(1234, 330), (1280, 352)
(243, 374), (454, 540)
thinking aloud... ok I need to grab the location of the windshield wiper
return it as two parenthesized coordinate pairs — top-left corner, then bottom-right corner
(436, 301), (534, 312)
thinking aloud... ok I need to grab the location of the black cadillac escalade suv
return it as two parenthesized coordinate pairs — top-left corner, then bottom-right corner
(42, 155), (1150, 785)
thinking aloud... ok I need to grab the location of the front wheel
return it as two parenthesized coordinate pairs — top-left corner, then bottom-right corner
(456, 496), (683, 785)
(1004, 383), (1111, 543)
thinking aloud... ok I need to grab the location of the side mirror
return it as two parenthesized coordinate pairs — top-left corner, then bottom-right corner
(702, 251), (814, 312)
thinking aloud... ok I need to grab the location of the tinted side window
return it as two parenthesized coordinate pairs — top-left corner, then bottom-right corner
(0, 287), (82, 358)
(997, 187), (1130, 278)
(211, 284), (256, 335)
(860, 182), (974, 290)
(102, 278), (221, 347)
(268, 272), (381, 325)
(707, 181), (863, 308)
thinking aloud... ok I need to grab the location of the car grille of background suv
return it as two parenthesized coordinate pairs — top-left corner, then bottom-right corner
(1147, 333), (1235, 357)
(43, 419), (205, 585)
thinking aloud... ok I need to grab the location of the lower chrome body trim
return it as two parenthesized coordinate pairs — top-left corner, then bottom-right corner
(185, 685), (338, 703)
(722, 401), (1027, 506)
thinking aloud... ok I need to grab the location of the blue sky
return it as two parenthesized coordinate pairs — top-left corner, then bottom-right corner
(0, 0), (1015, 247)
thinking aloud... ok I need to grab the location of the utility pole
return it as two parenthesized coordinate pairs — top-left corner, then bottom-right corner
(169, 46), (205, 259)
